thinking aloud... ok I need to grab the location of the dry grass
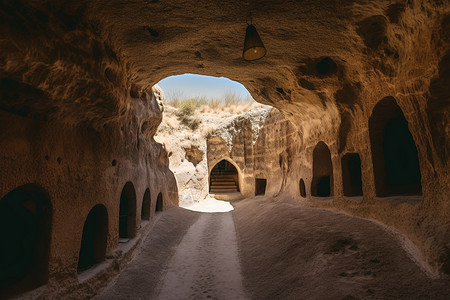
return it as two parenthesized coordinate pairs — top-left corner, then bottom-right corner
(165, 89), (258, 114)
(162, 89), (265, 132)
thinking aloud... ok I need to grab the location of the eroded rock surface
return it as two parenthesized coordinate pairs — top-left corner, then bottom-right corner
(0, 0), (449, 298)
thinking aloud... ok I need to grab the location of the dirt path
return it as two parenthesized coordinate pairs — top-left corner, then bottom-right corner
(96, 208), (201, 300)
(97, 209), (247, 300)
(156, 212), (247, 300)
(98, 197), (450, 300)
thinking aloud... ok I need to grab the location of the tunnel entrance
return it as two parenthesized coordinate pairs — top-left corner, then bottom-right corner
(156, 192), (163, 213)
(141, 189), (150, 221)
(255, 178), (267, 196)
(119, 182), (137, 240)
(311, 142), (333, 197)
(342, 153), (363, 197)
(299, 179), (306, 198)
(369, 97), (422, 196)
(0, 184), (51, 298)
(209, 160), (240, 194)
(78, 205), (108, 272)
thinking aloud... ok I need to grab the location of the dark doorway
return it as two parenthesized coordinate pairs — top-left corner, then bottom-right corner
(155, 192), (163, 213)
(0, 184), (52, 298)
(299, 179), (306, 198)
(78, 205), (108, 272)
(209, 159), (240, 194)
(141, 189), (150, 221)
(119, 182), (137, 239)
(255, 178), (267, 196)
(369, 97), (422, 196)
(311, 142), (333, 197)
(342, 153), (363, 196)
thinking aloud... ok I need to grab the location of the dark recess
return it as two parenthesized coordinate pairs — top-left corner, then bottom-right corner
(255, 178), (267, 196)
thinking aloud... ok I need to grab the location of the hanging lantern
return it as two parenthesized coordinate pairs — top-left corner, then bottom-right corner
(243, 24), (266, 61)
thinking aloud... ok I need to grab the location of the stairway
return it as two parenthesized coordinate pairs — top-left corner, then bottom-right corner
(209, 170), (239, 194)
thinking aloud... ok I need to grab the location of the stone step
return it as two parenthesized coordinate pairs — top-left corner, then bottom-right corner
(210, 189), (238, 193)
(210, 179), (235, 183)
(210, 187), (237, 191)
(210, 179), (236, 183)
(211, 182), (237, 187)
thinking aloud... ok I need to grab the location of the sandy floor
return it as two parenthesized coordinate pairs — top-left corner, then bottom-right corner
(96, 208), (201, 300)
(233, 196), (450, 300)
(181, 196), (234, 213)
(156, 213), (247, 300)
(97, 196), (450, 300)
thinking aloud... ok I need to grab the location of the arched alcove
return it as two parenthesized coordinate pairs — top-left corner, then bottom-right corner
(141, 188), (151, 221)
(155, 192), (163, 213)
(299, 179), (306, 198)
(342, 153), (363, 197)
(78, 205), (108, 272)
(119, 182), (137, 240)
(311, 142), (333, 197)
(369, 97), (422, 196)
(0, 184), (52, 298)
(209, 159), (240, 194)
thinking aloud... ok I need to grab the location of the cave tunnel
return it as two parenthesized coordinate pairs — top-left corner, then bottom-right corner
(0, 184), (52, 299)
(0, 0), (449, 298)
(78, 205), (108, 272)
(141, 188), (151, 221)
(209, 159), (240, 194)
(311, 142), (333, 197)
(119, 182), (137, 240)
(342, 153), (363, 197)
(369, 97), (422, 197)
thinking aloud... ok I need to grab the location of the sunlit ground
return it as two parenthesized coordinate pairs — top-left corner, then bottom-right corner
(180, 195), (234, 213)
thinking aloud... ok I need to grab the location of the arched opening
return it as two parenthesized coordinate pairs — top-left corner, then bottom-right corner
(155, 192), (163, 213)
(311, 142), (333, 197)
(369, 97), (422, 196)
(77, 205), (108, 272)
(342, 153), (363, 197)
(299, 179), (306, 198)
(0, 184), (52, 298)
(141, 188), (151, 221)
(209, 159), (240, 194)
(119, 182), (137, 240)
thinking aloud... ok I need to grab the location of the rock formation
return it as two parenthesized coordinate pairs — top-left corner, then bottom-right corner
(0, 0), (449, 298)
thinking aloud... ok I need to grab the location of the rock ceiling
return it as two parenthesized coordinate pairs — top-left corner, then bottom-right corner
(0, 0), (448, 142)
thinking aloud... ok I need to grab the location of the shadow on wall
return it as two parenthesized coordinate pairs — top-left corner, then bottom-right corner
(119, 182), (137, 240)
(369, 97), (422, 197)
(78, 205), (108, 273)
(0, 184), (52, 299)
(311, 142), (333, 197)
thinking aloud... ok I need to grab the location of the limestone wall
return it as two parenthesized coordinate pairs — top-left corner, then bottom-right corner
(208, 101), (449, 276)
(0, 0), (449, 296)
(0, 87), (177, 298)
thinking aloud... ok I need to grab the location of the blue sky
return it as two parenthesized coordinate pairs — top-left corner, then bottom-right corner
(158, 74), (252, 101)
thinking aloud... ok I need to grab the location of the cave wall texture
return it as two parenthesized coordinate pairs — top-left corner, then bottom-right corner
(0, 0), (449, 298)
